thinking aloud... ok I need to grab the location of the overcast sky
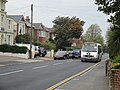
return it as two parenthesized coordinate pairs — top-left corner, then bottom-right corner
(6, 0), (109, 38)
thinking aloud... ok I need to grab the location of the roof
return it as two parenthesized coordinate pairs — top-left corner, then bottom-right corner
(3, 0), (8, 2)
(7, 15), (24, 23)
(33, 23), (44, 30)
(25, 21), (35, 28)
(45, 27), (54, 32)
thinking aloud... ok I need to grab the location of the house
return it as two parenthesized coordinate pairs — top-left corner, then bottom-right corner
(25, 16), (35, 42)
(6, 17), (15, 45)
(7, 15), (26, 36)
(33, 23), (50, 43)
(0, 0), (14, 45)
(45, 27), (55, 40)
(70, 38), (84, 48)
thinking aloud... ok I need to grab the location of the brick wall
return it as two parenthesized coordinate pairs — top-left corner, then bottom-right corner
(111, 69), (120, 90)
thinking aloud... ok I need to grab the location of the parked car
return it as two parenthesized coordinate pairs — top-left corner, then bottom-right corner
(68, 51), (73, 58)
(34, 46), (47, 58)
(54, 51), (69, 60)
(72, 49), (81, 59)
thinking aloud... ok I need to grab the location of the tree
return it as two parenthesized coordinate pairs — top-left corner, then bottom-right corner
(15, 33), (30, 44)
(95, 0), (120, 31)
(53, 16), (85, 50)
(107, 27), (120, 59)
(83, 24), (104, 45)
(41, 41), (56, 50)
(95, 0), (120, 58)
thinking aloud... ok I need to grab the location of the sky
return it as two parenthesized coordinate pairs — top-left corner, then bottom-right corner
(6, 0), (109, 38)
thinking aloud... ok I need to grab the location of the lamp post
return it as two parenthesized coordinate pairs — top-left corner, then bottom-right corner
(29, 4), (33, 59)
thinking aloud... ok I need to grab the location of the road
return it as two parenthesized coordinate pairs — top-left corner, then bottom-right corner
(0, 54), (108, 90)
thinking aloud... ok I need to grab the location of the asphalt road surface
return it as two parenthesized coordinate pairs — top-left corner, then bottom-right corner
(0, 54), (108, 90)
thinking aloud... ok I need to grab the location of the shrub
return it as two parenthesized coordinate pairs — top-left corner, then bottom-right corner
(0, 44), (11, 52)
(65, 47), (73, 51)
(15, 33), (30, 44)
(41, 41), (56, 50)
(112, 63), (120, 69)
(113, 56), (120, 63)
(0, 44), (28, 54)
(112, 56), (120, 69)
(32, 42), (41, 46)
(107, 28), (120, 59)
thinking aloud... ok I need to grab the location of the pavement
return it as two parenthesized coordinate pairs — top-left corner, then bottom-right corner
(0, 55), (53, 66)
(55, 61), (109, 90)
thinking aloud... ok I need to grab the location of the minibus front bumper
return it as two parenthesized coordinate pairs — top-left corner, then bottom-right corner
(81, 57), (98, 62)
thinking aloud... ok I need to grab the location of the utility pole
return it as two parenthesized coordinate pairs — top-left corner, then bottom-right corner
(30, 4), (33, 59)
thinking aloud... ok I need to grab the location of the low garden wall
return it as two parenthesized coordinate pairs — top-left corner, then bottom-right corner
(45, 50), (54, 57)
(106, 59), (120, 90)
(110, 69), (120, 90)
(0, 51), (29, 59)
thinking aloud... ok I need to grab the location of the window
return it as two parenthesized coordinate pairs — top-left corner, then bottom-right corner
(8, 35), (11, 45)
(1, 15), (4, 22)
(40, 31), (46, 37)
(8, 20), (11, 29)
(1, 14), (4, 26)
(82, 43), (97, 52)
(98, 46), (102, 54)
(1, 1), (5, 11)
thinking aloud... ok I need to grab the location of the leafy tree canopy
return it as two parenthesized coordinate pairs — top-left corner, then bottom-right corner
(83, 24), (104, 45)
(53, 16), (85, 50)
(95, 0), (120, 30)
(95, 0), (120, 58)
(107, 27), (120, 58)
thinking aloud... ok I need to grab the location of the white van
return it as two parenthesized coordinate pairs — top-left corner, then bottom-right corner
(81, 42), (102, 62)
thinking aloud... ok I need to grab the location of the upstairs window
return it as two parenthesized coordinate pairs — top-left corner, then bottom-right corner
(40, 31), (46, 37)
(1, 14), (4, 26)
(8, 20), (11, 29)
(1, 1), (5, 11)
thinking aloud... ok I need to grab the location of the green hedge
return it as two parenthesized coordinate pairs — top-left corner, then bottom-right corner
(40, 41), (56, 50)
(112, 56), (120, 69)
(0, 44), (28, 54)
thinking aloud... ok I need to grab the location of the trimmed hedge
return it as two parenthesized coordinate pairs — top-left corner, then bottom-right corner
(112, 56), (120, 69)
(0, 44), (28, 54)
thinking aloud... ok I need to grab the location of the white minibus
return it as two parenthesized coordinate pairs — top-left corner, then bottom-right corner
(81, 42), (102, 62)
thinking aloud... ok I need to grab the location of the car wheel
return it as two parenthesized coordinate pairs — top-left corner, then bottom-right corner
(54, 58), (56, 60)
(63, 56), (66, 60)
(81, 60), (84, 62)
(42, 54), (45, 57)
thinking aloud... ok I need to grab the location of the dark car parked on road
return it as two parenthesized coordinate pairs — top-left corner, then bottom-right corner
(34, 46), (47, 58)
(72, 49), (81, 59)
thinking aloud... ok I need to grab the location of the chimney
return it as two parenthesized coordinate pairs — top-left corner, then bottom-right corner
(26, 16), (30, 22)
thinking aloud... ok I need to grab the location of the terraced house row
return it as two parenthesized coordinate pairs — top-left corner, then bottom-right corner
(0, 0), (53, 45)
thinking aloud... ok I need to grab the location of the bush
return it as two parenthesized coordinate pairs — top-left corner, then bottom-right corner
(65, 47), (73, 51)
(32, 42), (41, 46)
(41, 41), (56, 50)
(112, 56), (120, 69)
(15, 33), (30, 44)
(113, 56), (120, 63)
(0, 44), (11, 52)
(107, 28), (120, 59)
(112, 63), (120, 69)
(0, 44), (28, 54)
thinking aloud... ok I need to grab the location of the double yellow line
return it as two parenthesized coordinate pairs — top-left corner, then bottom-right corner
(47, 61), (101, 90)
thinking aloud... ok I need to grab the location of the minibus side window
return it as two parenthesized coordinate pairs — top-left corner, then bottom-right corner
(98, 46), (101, 54)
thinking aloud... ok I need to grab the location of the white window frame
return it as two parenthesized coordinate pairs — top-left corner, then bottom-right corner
(40, 31), (46, 37)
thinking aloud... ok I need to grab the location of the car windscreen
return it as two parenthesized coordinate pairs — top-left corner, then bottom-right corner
(73, 50), (80, 53)
(55, 51), (65, 55)
(82, 43), (97, 52)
